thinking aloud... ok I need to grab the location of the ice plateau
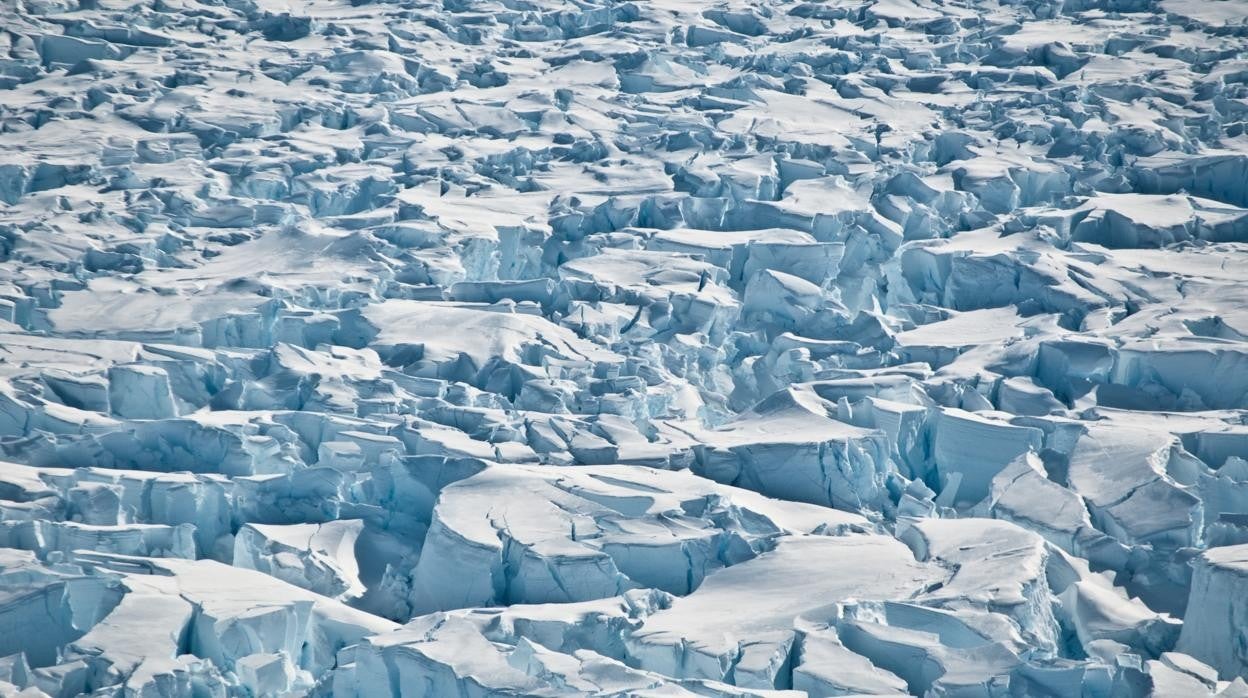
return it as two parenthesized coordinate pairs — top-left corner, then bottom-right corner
(1, 0), (1248, 695)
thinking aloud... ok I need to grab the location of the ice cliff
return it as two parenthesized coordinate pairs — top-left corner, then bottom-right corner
(1, 0), (1248, 695)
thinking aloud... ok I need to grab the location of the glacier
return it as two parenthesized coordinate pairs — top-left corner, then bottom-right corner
(1, 0), (1248, 694)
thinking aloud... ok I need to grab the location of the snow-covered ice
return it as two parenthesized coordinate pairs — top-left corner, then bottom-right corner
(1, 0), (1248, 694)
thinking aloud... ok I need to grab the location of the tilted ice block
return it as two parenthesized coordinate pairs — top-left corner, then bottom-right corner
(243, 343), (388, 414)
(643, 227), (813, 278)
(405, 421), (541, 463)
(693, 386), (895, 512)
(46, 15), (157, 51)
(132, 344), (233, 414)
(73, 554), (398, 689)
(980, 454), (1127, 568)
(997, 376), (1066, 416)
(1142, 653), (1225, 697)
(891, 242), (1103, 321)
(899, 518), (1064, 653)
(1207, 510), (1248, 550)
(950, 156), (1069, 214)
(740, 269), (829, 331)
(791, 622), (910, 696)
(1058, 574), (1181, 659)
(842, 397), (932, 479)
(730, 350), (812, 409)
(558, 247), (731, 305)
(0, 461), (234, 558)
(559, 248), (739, 335)
(906, 516), (1179, 662)
(66, 482), (121, 525)
(624, 534), (944, 689)
(638, 227), (843, 287)
(1199, 455), (1248, 538)
(232, 466), (351, 527)
(1034, 338), (1115, 404)
(0, 655), (36, 695)
(0, 378), (123, 438)
(1108, 340), (1248, 411)
(1064, 422), (1203, 550)
(1032, 420), (1204, 613)
(236, 652), (297, 696)
(409, 463), (864, 613)
(931, 409), (1044, 507)
(554, 302), (643, 350)
(80, 418), (263, 476)
(0, 520), (196, 560)
(0, 164), (30, 206)
(739, 240), (845, 288)
(344, 615), (548, 696)
(63, 572), (208, 696)
(1179, 426), (1248, 471)
(272, 409), (403, 466)
(1178, 545), (1248, 679)
(407, 473), (623, 613)
(893, 306), (1042, 368)
(0, 550), (124, 668)
(79, 469), (232, 558)
(322, 430), (402, 467)
(835, 602), (1022, 697)
(447, 279), (557, 308)
(40, 370), (110, 414)
(1070, 194), (1248, 248)
(951, 164), (1021, 215)
(1132, 153), (1248, 208)
(393, 588), (674, 674)
(233, 519), (366, 601)
(514, 410), (699, 467)
(766, 332), (877, 365)
(338, 601), (791, 698)
(336, 300), (622, 392)
(318, 440), (365, 470)
(0, 460), (65, 506)
(1011, 659), (1119, 698)
(807, 373), (931, 405)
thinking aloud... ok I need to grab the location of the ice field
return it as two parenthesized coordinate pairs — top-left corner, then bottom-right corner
(1, 0), (1248, 695)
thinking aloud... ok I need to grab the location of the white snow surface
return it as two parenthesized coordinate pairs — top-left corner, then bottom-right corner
(0, 0), (1247, 695)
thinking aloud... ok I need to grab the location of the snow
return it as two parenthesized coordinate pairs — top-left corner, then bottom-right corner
(1, 0), (1248, 694)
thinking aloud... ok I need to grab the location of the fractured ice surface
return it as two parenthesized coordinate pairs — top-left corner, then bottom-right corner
(410, 463), (867, 614)
(2, 0), (1248, 694)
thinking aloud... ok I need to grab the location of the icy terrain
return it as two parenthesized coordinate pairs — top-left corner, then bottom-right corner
(1, 0), (1248, 694)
